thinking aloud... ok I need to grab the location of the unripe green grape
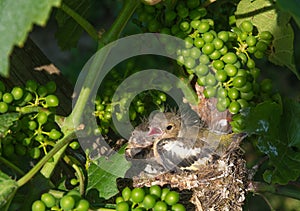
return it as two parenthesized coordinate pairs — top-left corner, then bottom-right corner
(228, 88), (240, 100)
(29, 147), (41, 159)
(205, 74), (217, 86)
(131, 187), (145, 203)
(224, 64), (237, 77)
(70, 178), (78, 186)
(247, 58), (255, 69)
(45, 81), (57, 94)
(122, 187), (131, 201)
(189, 9), (202, 20)
(237, 81), (252, 93)
(215, 70), (227, 82)
(216, 100), (227, 112)
(239, 32), (248, 41)
(202, 32), (214, 43)
(259, 31), (273, 40)
(190, 20), (201, 29)
(37, 112), (48, 125)
(198, 22), (210, 33)
(233, 76), (247, 88)
(218, 97), (230, 109)
(247, 46), (257, 54)
(246, 35), (257, 47)
(143, 194), (156, 209)
(149, 185), (162, 199)
(11, 87), (24, 100)
(184, 57), (196, 69)
(218, 31), (229, 42)
(199, 54), (210, 64)
(180, 21), (190, 31)
(241, 91), (254, 100)
(116, 201), (130, 211)
(153, 201), (168, 211)
(254, 50), (264, 59)
(0, 102), (8, 113)
(184, 37), (194, 49)
(164, 191), (179, 205)
(148, 19), (161, 32)
(194, 37), (205, 48)
(37, 86), (48, 97)
(181, 49), (190, 57)
(3, 93), (13, 104)
(219, 45), (228, 55)
(213, 60), (224, 70)
(41, 193), (56, 208)
(60, 195), (75, 211)
(177, 7), (189, 18)
(256, 41), (268, 52)
(202, 43), (215, 55)
(217, 87), (227, 98)
(209, 50), (221, 60)
(197, 76), (206, 86)
(49, 129), (62, 140)
(212, 38), (224, 50)
(75, 199), (90, 211)
(260, 78), (273, 93)
(250, 68), (260, 80)
(189, 47), (201, 59)
(237, 52), (247, 64)
(229, 101), (241, 114)
(26, 80), (38, 92)
(237, 99), (249, 109)
(203, 86), (217, 98)
(222, 52), (237, 64)
(172, 203), (186, 211)
(32, 200), (46, 211)
(116, 196), (124, 204)
(240, 20), (253, 33)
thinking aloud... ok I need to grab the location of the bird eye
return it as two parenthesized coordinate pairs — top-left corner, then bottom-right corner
(166, 125), (173, 130)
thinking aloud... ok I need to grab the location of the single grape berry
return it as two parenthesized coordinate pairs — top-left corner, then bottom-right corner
(215, 70), (227, 82)
(153, 201), (168, 211)
(164, 191), (179, 206)
(160, 188), (170, 201)
(37, 112), (48, 125)
(172, 203), (186, 211)
(143, 194), (156, 209)
(122, 187), (131, 201)
(45, 95), (59, 107)
(260, 78), (273, 93)
(41, 193), (56, 208)
(69, 141), (80, 150)
(233, 76), (247, 88)
(49, 129), (62, 140)
(11, 87), (24, 100)
(222, 52), (237, 64)
(198, 21), (210, 33)
(2, 93), (13, 104)
(131, 187), (145, 203)
(229, 101), (241, 114)
(116, 201), (129, 211)
(240, 20), (253, 33)
(60, 195), (75, 211)
(29, 147), (41, 159)
(45, 81), (57, 94)
(149, 185), (162, 199)
(32, 200), (46, 211)
(0, 102), (8, 113)
(75, 199), (90, 211)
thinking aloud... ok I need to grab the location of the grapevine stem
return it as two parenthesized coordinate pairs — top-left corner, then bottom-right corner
(248, 181), (300, 200)
(16, 131), (76, 187)
(60, 3), (98, 41)
(63, 155), (85, 195)
(98, 0), (140, 49)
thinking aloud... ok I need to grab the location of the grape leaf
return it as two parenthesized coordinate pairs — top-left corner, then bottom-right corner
(55, 0), (91, 50)
(243, 100), (300, 184)
(0, 0), (61, 77)
(0, 171), (18, 208)
(0, 113), (20, 138)
(86, 148), (131, 199)
(235, 0), (299, 79)
(277, 0), (300, 28)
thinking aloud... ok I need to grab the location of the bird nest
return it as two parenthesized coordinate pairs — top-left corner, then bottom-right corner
(132, 137), (247, 211)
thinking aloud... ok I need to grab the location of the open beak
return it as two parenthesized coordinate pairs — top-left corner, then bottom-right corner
(147, 127), (163, 136)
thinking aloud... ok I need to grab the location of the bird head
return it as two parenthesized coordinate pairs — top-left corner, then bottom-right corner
(147, 112), (181, 139)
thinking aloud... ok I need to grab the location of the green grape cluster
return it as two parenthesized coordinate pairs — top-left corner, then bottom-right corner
(32, 190), (89, 211)
(116, 185), (186, 211)
(134, 1), (275, 115)
(93, 61), (168, 136)
(0, 80), (64, 159)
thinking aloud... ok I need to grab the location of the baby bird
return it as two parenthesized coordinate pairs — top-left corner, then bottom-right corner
(126, 111), (234, 175)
